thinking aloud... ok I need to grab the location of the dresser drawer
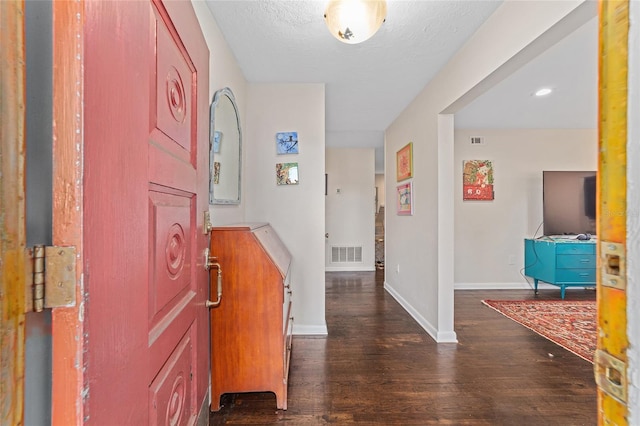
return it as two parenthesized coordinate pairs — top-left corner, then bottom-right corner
(556, 243), (595, 255)
(555, 268), (596, 283)
(556, 254), (596, 269)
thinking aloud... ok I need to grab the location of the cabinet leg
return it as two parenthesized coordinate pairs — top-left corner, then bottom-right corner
(275, 390), (287, 410)
(534, 279), (539, 295)
(561, 286), (566, 300)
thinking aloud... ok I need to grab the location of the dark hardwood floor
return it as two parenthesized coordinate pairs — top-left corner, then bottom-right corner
(209, 271), (596, 425)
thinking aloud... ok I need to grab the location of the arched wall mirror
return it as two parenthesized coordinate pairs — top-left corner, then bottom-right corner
(209, 87), (241, 204)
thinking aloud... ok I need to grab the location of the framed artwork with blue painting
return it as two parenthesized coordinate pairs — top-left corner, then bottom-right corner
(276, 131), (299, 155)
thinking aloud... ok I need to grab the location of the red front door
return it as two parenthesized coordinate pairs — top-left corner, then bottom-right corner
(51, 1), (209, 423)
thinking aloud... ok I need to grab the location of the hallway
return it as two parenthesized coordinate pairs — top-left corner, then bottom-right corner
(210, 271), (596, 425)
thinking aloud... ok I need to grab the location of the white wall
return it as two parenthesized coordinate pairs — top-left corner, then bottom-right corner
(193, 1), (247, 226)
(325, 148), (376, 272)
(245, 83), (327, 335)
(454, 128), (596, 289)
(384, 0), (596, 342)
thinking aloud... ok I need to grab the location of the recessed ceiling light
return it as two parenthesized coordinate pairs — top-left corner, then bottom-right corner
(535, 88), (553, 97)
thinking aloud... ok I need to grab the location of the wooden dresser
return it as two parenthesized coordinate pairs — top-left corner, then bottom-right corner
(209, 223), (293, 410)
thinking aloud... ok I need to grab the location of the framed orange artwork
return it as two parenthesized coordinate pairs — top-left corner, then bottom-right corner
(396, 142), (413, 181)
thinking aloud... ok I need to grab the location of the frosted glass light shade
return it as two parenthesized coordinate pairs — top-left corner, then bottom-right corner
(324, 0), (387, 44)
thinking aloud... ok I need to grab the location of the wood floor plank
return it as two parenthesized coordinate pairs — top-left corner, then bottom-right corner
(210, 271), (596, 425)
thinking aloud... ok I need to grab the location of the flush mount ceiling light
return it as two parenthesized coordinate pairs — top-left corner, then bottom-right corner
(535, 88), (553, 97)
(324, 0), (387, 44)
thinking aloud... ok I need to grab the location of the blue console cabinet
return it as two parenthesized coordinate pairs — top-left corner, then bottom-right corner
(524, 238), (596, 299)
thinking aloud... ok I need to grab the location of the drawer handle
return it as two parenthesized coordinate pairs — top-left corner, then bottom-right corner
(579, 259), (591, 263)
(579, 272), (590, 277)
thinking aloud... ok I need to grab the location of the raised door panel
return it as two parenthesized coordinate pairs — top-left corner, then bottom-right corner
(147, 4), (200, 423)
(148, 191), (193, 318)
(154, 12), (194, 164)
(149, 330), (193, 426)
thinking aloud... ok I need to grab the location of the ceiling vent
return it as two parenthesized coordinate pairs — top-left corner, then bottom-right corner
(470, 136), (485, 145)
(331, 246), (363, 263)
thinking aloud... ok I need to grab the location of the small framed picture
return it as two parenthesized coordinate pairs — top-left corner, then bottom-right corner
(397, 182), (413, 215)
(276, 162), (299, 185)
(276, 132), (299, 155)
(396, 142), (413, 181)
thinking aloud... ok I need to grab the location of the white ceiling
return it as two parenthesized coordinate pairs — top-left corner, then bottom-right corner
(204, 1), (597, 172)
(455, 15), (597, 130)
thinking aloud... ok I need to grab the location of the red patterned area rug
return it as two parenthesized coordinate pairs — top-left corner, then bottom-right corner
(482, 299), (596, 363)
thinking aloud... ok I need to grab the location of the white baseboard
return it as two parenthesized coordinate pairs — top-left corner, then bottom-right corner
(383, 282), (458, 343)
(454, 282), (594, 291)
(325, 266), (376, 272)
(293, 323), (328, 336)
(455, 282), (535, 290)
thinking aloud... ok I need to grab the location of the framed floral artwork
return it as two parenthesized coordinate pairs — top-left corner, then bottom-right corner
(276, 162), (299, 185)
(463, 160), (494, 200)
(397, 182), (413, 215)
(396, 142), (413, 181)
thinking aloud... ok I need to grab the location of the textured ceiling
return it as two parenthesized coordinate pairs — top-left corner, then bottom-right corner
(204, 1), (596, 172)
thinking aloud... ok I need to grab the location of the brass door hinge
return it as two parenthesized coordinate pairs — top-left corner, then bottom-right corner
(24, 245), (77, 313)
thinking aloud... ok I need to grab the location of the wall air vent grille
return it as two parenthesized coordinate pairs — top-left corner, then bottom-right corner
(470, 136), (485, 145)
(331, 246), (363, 263)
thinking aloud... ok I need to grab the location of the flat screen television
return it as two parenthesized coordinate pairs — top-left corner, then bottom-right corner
(543, 170), (596, 236)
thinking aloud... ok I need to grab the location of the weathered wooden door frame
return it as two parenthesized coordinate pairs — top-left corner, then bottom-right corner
(597, 0), (631, 423)
(0, 1), (27, 424)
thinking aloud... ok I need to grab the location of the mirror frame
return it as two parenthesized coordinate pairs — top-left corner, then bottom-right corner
(209, 87), (242, 205)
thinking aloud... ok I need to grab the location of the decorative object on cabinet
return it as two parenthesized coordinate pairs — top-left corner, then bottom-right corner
(209, 223), (293, 411)
(396, 142), (413, 181)
(462, 160), (494, 200)
(524, 237), (596, 299)
(396, 182), (413, 215)
(276, 131), (299, 154)
(276, 162), (299, 185)
(209, 87), (241, 204)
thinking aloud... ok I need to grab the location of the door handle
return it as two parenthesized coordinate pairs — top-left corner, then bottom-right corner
(204, 248), (222, 308)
